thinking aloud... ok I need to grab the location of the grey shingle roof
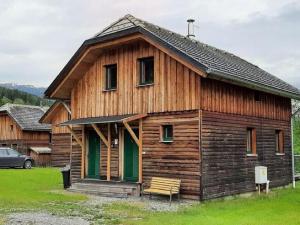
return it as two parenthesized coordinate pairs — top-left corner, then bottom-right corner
(94, 15), (300, 99)
(45, 14), (300, 100)
(0, 104), (51, 131)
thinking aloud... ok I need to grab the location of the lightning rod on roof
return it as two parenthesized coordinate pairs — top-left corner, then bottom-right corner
(187, 19), (195, 38)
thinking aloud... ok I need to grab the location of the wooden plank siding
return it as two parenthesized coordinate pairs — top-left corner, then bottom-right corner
(69, 39), (290, 122)
(201, 111), (292, 200)
(0, 114), (23, 140)
(70, 41), (201, 119)
(201, 79), (291, 121)
(51, 104), (70, 134)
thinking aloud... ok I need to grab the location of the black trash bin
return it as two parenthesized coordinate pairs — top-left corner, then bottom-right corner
(61, 165), (71, 189)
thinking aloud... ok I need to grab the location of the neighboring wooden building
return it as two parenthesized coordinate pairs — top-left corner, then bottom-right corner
(29, 147), (52, 167)
(43, 15), (300, 200)
(0, 104), (51, 156)
(40, 101), (71, 167)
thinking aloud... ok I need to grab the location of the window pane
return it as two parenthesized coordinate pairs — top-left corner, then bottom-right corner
(0, 150), (8, 157)
(139, 57), (154, 85)
(246, 129), (252, 153)
(162, 125), (173, 141)
(105, 64), (117, 90)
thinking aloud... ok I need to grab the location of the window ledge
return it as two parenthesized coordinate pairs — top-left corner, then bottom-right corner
(247, 154), (258, 157)
(103, 88), (117, 92)
(276, 153), (285, 156)
(137, 83), (154, 88)
(160, 140), (173, 144)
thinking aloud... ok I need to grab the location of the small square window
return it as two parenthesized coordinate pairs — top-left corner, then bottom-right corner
(161, 125), (173, 142)
(275, 130), (284, 153)
(246, 128), (256, 155)
(104, 64), (117, 90)
(138, 57), (154, 85)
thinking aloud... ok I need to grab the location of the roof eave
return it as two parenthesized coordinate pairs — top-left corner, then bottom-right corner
(44, 27), (141, 98)
(207, 69), (300, 100)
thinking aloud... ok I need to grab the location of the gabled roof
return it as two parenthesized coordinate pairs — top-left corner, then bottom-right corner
(0, 104), (51, 131)
(45, 14), (300, 100)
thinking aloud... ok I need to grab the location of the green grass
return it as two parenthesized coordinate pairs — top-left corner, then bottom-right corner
(1, 168), (300, 225)
(103, 184), (300, 225)
(0, 168), (86, 210)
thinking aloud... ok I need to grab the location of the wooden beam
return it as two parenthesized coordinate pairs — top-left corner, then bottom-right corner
(123, 121), (140, 146)
(66, 125), (83, 148)
(107, 124), (111, 181)
(138, 119), (143, 183)
(122, 114), (147, 123)
(91, 124), (109, 147)
(81, 125), (85, 179)
(60, 100), (72, 115)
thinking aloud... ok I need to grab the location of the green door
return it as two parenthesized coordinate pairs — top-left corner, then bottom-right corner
(88, 131), (100, 179)
(123, 129), (139, 182)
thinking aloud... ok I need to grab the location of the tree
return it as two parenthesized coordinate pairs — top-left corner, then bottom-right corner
(13, 98), (25, 104)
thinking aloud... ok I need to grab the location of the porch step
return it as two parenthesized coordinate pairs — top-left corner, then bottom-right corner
(68, 181), (140, 198)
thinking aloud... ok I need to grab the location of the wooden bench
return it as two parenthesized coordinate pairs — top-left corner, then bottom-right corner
(142, 177), (181, 204)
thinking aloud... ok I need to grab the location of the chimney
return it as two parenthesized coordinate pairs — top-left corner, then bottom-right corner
(187, 19), (195, 38)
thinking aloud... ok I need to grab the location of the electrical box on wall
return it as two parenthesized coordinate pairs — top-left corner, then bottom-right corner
(255, 166), (268, 184)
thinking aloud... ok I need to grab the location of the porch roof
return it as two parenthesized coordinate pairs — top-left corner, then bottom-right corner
(60, 114), (146, 126)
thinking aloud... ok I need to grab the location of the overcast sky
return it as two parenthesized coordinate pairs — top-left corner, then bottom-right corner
(0, 0), (299, 88)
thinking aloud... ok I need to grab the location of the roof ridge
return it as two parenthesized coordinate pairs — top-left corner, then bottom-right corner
(93, 14), (139, 38)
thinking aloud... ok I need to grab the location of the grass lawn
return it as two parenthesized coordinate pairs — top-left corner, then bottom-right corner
(0, 168), (86, 210)
(104, 184), (300, 225)
(1, 168), (300, 225)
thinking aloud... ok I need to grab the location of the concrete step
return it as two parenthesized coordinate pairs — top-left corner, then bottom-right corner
(69, 180), (140, 197)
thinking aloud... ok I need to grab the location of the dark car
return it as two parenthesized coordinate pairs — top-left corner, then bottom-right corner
(0, 147), (33, 169)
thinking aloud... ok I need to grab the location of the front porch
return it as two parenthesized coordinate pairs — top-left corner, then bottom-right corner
(69, 179), (141, 197)
(61, 114), (146, 196)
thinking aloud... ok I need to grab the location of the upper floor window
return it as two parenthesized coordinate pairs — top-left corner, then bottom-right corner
(10, 125), (13, 132)
(104, 64), (117, 90)
(246, 127), (256, 155)
(138, 57), (154, 85)
(275, 130), (284, 154)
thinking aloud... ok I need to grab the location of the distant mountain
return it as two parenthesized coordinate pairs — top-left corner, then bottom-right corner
(0, 83), (46, 97)
(0, 86), (52, 107)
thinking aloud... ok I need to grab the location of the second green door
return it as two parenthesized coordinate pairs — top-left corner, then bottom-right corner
(123, 129), (139, 182)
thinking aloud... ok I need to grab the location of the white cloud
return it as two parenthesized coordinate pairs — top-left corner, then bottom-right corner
(0, 0), (299, 88)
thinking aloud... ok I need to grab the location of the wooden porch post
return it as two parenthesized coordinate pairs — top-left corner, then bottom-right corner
(138, 119), (143, 183)
(107, 123), (111, 181)
(81, 125), (85, 179)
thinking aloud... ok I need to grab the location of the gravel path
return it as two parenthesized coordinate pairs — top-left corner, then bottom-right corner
(4, 195), (194, 224)
(6, 213), (89, 225)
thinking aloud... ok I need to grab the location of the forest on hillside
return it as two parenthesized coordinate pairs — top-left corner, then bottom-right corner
(0, 86), (52, 107)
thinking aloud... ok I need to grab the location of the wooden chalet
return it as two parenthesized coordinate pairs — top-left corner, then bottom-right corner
(44, 15), (300, 200)
(40, 101), (71, 167)
(0, 104), (51, 157)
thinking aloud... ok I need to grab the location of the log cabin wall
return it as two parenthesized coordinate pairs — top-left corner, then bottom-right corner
(48, 104), (71, 167)
(51, 133), (71, 167)
(70, 40), (201, 119)
(201, 111), (291, 200)
(70, 128), (83, 182)
(142, 111), (201, 200)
